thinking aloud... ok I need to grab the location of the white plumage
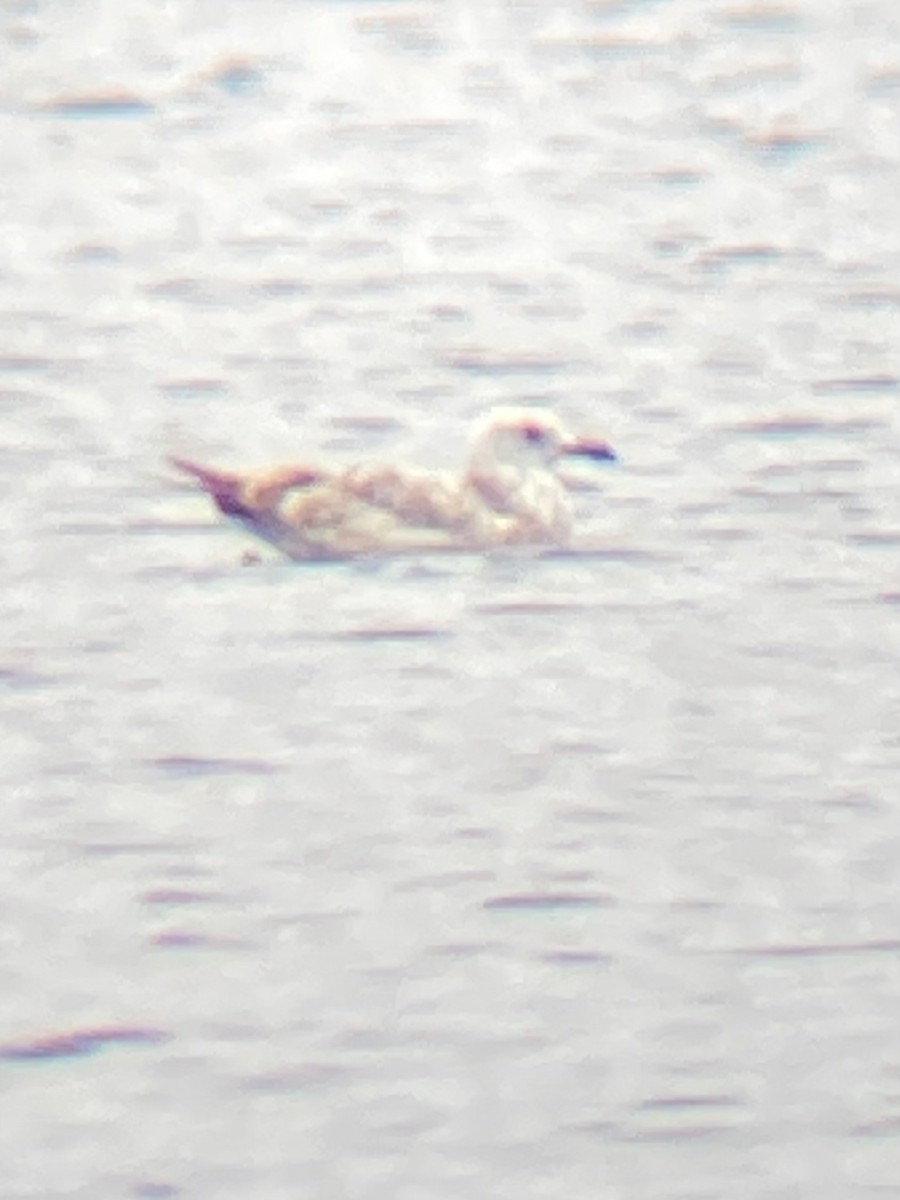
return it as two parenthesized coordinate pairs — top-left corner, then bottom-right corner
(171, 408), (616, 561)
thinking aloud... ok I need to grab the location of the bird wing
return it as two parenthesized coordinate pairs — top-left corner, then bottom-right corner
(170, 457), (326, 517)
(172, 455), (492, 558)
(276, 465), (488, 558)
(171, 455), (570, 558)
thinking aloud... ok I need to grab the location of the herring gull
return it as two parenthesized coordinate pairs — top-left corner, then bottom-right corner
(170, 408), (616, 560)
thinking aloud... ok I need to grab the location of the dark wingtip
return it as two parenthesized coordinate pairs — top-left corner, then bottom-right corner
(168, 456), (249, 517)
(169, 455), (215, 481)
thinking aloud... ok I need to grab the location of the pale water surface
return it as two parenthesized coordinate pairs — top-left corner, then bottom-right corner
(2, 0), (900, 1197)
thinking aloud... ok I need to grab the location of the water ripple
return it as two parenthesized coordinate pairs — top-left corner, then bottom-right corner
(147, 755), (284, 778)
(38, 90), (156, 118)
(730, 939), (900, 958)
(813, 375), (899, 395)
(484, 892), (613, 913)
(1, 1026), (169, 1062)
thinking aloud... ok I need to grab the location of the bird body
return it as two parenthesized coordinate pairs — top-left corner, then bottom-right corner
(171, 409), (615, 561)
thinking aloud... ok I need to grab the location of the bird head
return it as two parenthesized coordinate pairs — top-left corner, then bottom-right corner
(470, 408), (616, 473)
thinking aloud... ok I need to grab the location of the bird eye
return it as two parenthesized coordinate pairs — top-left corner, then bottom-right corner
(523, 425), (545, 444)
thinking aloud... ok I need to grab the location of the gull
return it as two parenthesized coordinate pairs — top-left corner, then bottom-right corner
(170, 408), (616, 561)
